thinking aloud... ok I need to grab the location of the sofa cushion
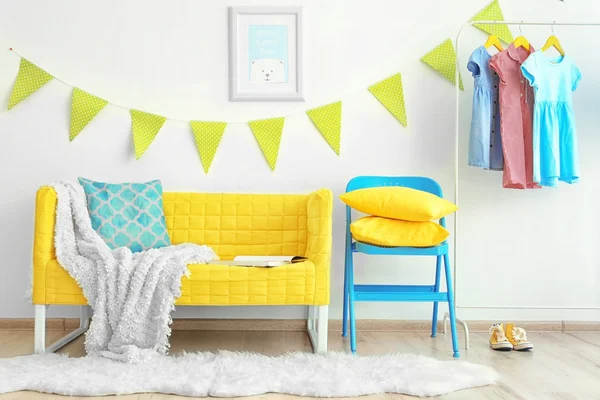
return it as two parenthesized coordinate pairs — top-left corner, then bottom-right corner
(42, 259), (317, 306)
(78, 178), (170, 252)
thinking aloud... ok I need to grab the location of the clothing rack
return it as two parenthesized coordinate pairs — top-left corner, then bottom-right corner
(445, 20), (600, 350)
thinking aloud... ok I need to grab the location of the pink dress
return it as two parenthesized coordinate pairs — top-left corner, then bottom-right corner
(489, 44), (540, 189)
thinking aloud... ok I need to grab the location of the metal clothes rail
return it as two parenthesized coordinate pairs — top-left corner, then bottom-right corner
(444, 21), (600, 350)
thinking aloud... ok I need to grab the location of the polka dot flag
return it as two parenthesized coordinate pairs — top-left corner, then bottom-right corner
(306, 101), (341, 155)
(472, 0), (514, 44)
(70, 88), (108, 141)
(421, 38), (464, 90)
(368, 73), (407, 127)
(130, 109), (166, 160)
(248, 117), (285, 171)
(190, 121), (227, 173)
(8, 58), (53, 110)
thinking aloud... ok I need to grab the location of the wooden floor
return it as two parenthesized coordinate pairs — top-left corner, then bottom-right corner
(1, 329), (600, 399)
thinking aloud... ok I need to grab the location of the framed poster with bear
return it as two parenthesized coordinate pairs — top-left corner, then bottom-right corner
(229, 6), (303, 101)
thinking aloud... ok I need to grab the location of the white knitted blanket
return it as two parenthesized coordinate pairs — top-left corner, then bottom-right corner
(51, 181), (216, 363)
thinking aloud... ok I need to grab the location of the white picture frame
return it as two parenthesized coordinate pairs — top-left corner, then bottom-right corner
(229, 6), (304, 102)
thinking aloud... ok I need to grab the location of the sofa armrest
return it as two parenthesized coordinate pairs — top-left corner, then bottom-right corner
(305, 189), (333, 305)
(32, 186), (58, 304)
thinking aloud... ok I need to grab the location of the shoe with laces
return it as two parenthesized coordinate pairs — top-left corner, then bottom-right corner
(505, 323), (534, 351)
(489, 323), (513, 351)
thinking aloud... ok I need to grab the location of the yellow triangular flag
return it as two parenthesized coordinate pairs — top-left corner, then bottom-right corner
(368, 73), (407, 127)
(306, 101), (341, 155)
(190, 121), (227, 173)
(69, 88), (108, 141)
(472, 0), (514, 44)
(130, 109), (166, 160)
(8, 58), (53, 109)
(421, 39), (464, 90)
(248, 117), (285, 170)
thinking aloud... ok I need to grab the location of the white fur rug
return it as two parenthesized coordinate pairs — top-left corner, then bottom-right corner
(0, 351), (498, 397)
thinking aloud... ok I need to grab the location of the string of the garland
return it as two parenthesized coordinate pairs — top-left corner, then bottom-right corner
(8, 48), (375, 125)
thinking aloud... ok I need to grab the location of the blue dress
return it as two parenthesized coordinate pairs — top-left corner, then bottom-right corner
(521, 51), (582, 187)
(467, 46), (503, 171)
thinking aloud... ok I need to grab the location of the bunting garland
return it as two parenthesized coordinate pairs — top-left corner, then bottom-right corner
(421, 38), (464, 90)
(8, 58), (53, 109)
(190, 121), (227, 173)
(306, 102), (341, 155)
(368, 73), (407, 127)
(130, 110), (166, 160)
(70, 88), (108, 141)
(471, 0), (514, 44)
(248, 118), (285, 171)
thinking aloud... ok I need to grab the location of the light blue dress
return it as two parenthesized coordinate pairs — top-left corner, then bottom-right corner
(467, 46), (503, 171)
(521, 51), (582, 187)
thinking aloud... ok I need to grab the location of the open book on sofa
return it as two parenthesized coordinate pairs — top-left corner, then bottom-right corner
(209, 255), (307, 268)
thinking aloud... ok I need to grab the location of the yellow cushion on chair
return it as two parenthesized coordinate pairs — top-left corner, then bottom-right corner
(350, 216), (449, 247)
(340, 186), (457, 221)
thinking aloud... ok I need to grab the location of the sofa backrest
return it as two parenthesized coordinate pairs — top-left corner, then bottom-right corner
(163, 192), (308, 259)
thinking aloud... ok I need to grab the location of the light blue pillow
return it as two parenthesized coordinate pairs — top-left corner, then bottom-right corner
(78, 178), (171, 252)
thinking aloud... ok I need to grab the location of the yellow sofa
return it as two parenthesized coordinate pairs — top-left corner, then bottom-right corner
(32, 187), (333, 354)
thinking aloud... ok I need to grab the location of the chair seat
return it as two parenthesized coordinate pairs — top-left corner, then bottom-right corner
(352, 241), (449, 256)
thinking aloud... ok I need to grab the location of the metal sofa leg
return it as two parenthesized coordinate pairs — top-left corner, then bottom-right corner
(307, 304), (316, 331)
(34, 305), (91, 354)
(34, 305), (46, 354)
(307, 305), (328, 354)
(317, 305), (328, 354)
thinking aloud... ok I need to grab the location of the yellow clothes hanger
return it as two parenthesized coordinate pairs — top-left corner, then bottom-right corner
(484, 34), (504, 52)
(513, 22), (531, 50)
(542, 23), (565, 56)
(513, 36), (530, 50)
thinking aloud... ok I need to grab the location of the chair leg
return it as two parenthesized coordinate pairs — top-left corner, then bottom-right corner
(34, 305), (46, 354)
(431, 255), (442, 337)
(348, 253), (357, 354)
(443, 253), (460, 358)
(342, 249), (349, 337)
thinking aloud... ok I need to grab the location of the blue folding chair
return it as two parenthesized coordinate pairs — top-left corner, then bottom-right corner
(342, 176), (460, 357)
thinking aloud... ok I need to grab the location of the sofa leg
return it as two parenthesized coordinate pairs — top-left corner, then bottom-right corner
(307, 304), (316, 331)
(317, 305), (328, 354)
(307, 305), (328, 354)
(34, 305), (91, 354)
(34, 305), (46, 354)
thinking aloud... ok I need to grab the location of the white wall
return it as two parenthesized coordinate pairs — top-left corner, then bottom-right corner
(0, 0), (598, 321)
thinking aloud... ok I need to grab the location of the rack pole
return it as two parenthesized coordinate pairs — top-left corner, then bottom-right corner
(446, 21), (600, 343)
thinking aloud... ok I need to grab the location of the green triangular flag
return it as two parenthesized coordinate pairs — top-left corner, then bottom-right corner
(190, 121), (227, 173)
(69, 88), (108, 141)
(368, 73), (408, 127)
(421, 39), (463, 90)
(472, 0), (514, 44)
(8, 58), (53, 110)
(306, 101), (341, 155)
(130, 109), (166, 160)
(248, 117), (285, 170)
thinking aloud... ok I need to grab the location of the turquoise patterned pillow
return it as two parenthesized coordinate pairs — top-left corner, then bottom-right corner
(78, 178), (171, 252)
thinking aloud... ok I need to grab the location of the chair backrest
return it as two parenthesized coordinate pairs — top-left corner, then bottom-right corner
(345, 176), (447, 229)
